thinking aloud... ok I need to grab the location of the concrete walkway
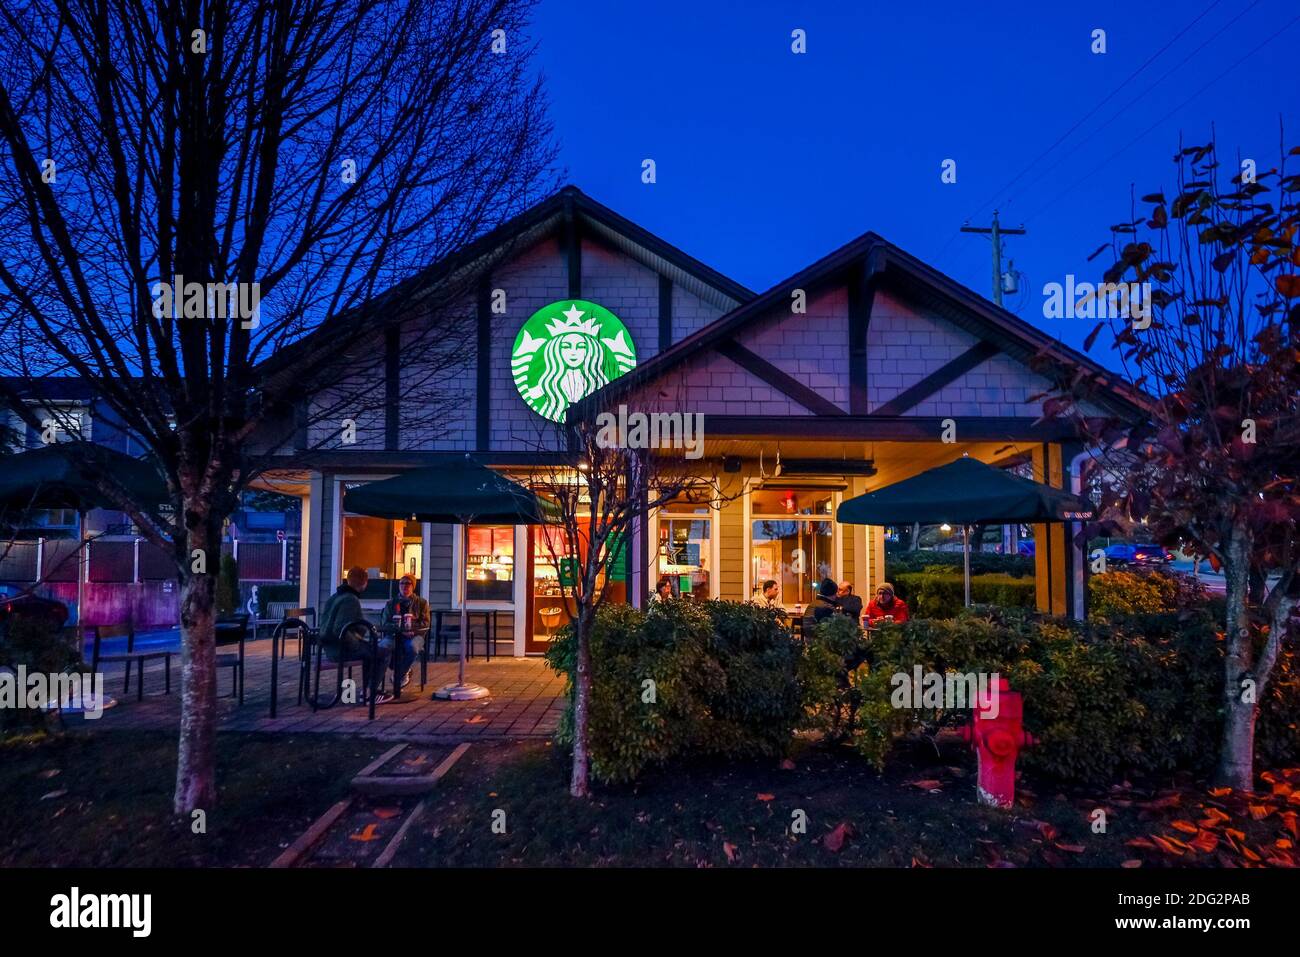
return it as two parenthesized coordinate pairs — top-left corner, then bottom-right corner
(80, 638), (567, 741)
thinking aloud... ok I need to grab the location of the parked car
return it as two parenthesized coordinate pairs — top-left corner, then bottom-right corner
(1103, 543), (1175, 569)
(0, 584), (70, 633)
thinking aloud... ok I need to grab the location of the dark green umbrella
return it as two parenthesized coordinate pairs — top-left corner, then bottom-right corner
(343, 455), (555, 700)
(837, 455), (1094, 607)
(0, 444), (170, 629)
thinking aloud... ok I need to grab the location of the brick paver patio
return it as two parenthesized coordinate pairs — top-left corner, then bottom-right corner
(81, 638), (567, 741)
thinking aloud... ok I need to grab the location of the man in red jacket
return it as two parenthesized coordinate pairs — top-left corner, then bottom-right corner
(865, 582), (910, 625)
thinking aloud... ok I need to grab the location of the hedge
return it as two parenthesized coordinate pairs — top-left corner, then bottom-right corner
(885, 549), (1033, 578)
(544, 599), (802, 784)
(892, 570), (1036, 618)
(802, 605), (1299, 784)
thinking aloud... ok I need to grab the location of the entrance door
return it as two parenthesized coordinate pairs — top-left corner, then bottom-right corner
(524, 522), (629, 653)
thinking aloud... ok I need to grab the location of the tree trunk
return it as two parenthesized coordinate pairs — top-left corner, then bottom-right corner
(173, 517), (220, 815)
(1214, 528), (1256, 791)
(569, 610), (592, 798)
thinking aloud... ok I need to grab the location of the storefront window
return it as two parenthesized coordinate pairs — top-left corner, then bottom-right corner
(340, 482), (422, 599)
(750, 488), (835, 611)
(466, 524), (514, 602)
(656, 488), (713, 600)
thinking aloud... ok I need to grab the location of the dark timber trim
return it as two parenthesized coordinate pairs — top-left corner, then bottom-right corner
(659, 274), (673, 352)
(699, 415), (1081, 442)
(563, 195), (582, 298)
(384, 327), (400, 450)
(848, 247), (886, 414)
(871, 340), (1000, 417)
(476, 279), (492, 449)
(715, 339), (846, 417)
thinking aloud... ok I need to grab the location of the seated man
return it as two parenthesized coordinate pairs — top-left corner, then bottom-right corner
(864, 582), (910, 625)
(813, 577), (840, 624)
(319, 566), (393, 704)
(755, 579), (788, 619)
(836, 581), (864, 623)
(381, 573), (431, 690)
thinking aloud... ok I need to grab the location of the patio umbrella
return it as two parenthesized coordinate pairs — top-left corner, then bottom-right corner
(0, 444), (170, 631)
(836, 454), (1094, 607)
(343, 455), (555, 700)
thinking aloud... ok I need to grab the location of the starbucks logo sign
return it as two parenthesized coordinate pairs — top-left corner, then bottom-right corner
(511, 300), (637, 422)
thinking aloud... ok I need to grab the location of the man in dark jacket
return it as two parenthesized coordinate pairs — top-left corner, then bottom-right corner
(319, 566), (393, 704)
(836, 581), (864, 623)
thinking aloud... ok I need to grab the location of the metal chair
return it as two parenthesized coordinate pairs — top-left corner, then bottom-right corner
(306, 618), (381, 718)
(87, 624), (173, 702)
(280, 607), (315, 659)
(214, 614), (250, 704)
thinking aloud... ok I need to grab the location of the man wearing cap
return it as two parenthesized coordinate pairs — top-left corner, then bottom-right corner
(381, 574), (431, 690)
(864, 582), (910, 625)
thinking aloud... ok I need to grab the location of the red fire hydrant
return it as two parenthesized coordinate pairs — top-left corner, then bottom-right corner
(959, 676), (1036, 809)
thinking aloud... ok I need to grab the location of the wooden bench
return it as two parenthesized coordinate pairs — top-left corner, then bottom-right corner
(86, 624), (173, 702)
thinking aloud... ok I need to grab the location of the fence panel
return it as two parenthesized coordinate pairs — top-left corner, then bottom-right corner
(88, 540), (135, 582)
(139, 541), (176, 580)
(237, 542), (284, 581)
(41, 539), (81, 582)
(0, 540), (38, 581)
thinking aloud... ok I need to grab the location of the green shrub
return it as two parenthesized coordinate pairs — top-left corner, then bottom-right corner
(0, 615), (84, 733)
(843, 606), (1296, 784)
(886, 550), (1033, 578)
(892, 570), (1036, 618)
(1087, 569), (1206, 620)
(215, 553), (240, 617)
(544, 599), (802, 784)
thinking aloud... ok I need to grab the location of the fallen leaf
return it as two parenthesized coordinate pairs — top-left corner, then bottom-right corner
(372, 807), (401, 820)
(1280, 811), (1298, 838)
(1054, 842), (1086, 853)
(1170, 820), (1199, 834)
(1226, 828), (1247, 841)
(1209, 787), (1233, 797)
(1188, 831), (1219, 854)
(910, 855), (931, 868)
(1241, 845), (1262, 862)
(907, 779), (943, 790)
(39, 789), (67, 801)
(37, 769), (61, 780)
(1121, 859), (1143, 868)
(1247, 803), (1275, 821)
(756, 793), (775, 802)
(780, 759), (796, 770)
(1151, 835), (1185, 856)
(823, 822), (854, 852)
(1125, 837), (1158, 850)
(722, 842), (737, 863)
(1276, 839), (1293, 850)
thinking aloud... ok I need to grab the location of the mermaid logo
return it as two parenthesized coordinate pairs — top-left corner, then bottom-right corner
(511, 300), (637, 422)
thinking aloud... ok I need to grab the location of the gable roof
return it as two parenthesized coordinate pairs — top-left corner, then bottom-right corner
(571, 228), (1152, 423)
(259, 186), (754, 377)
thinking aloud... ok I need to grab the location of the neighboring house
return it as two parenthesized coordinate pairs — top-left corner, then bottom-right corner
(244, 186), (1146, 654)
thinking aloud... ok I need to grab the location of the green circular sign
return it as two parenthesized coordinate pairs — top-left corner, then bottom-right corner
(511, 299), (637, 422)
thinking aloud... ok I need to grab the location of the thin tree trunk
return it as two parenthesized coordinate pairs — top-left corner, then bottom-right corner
(174, 518), (219, 814)
(1214, 528), (1256, 791)
(569, 611), (592, 798)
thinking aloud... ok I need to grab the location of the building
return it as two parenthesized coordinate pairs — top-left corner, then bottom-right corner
(259, 186), (1145, 654)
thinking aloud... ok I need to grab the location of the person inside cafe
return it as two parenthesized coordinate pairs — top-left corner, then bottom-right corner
(836, 580), (864, 623)
(651, 575), (675, 602)
(319, 566), (394, 704)
(865, 582), (910, 625)
(381, 573), (430, 690)
(813, 577), (840, 624)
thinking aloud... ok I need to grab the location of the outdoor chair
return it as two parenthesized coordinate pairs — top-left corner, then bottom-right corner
(305, 618), (381, 717)
(87, 624), (173, 702)
(214, 614), (250, 704)
(420, 609), (494, 689)
(280, 607), (315, 659)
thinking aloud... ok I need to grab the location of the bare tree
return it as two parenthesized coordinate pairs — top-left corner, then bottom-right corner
(514, 389), (739, 797)
(0, 0), (556, 812)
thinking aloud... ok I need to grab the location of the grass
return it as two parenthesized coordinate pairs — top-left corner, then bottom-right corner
(394, 736), (1300, 868)
(0, 730), (385, 867)
(2, 729), (1295, 867)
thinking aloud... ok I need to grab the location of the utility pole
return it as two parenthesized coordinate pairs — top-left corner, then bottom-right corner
(960, 211), (1025, 306)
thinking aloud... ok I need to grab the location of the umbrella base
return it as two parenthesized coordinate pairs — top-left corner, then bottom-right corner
(433, 682), (490, 701)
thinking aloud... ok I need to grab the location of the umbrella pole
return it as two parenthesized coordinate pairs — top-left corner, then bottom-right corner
(77, 509), (87, 641)
(963, 524), (971, 608)
(434, 518), (489, 700)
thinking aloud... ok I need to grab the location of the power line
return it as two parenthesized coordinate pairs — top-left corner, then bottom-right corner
(1001, 0), (1265, 213)
(970, 0), (1226, 221)
(1019, 9), (1300, 225)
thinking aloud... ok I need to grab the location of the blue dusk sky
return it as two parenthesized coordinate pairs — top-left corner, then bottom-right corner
(528, 0), (1300, 365)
